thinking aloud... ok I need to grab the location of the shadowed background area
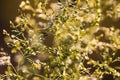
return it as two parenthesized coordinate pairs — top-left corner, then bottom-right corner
(0, 0), (22, 52)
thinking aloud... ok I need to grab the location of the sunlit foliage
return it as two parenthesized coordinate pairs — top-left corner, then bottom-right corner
(1, 0), (120, 79)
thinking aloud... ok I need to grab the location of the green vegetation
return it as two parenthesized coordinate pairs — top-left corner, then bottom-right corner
(1, 0), (120, 80)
